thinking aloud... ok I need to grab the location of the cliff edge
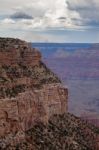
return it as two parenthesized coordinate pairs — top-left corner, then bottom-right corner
(0, 38), (68, 148)
(0, 38), (98, 150)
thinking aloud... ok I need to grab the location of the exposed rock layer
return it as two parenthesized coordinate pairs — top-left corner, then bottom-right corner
(2, 113), (99, 150)
(0, 38), (41, 66)
(0, 84), (68, 135)
(0, 38), (68, 147)
(0, 38), (98, 150)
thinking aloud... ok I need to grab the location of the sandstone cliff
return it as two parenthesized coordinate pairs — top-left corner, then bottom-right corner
(0, 38), (68, 148)
(0, 38), (98, 150)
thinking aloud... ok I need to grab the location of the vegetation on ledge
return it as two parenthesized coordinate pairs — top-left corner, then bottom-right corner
(5, 113), (99, 150)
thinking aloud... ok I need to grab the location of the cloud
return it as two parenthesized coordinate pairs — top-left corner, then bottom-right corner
(1, 18), (15, 24)
(0, 0), (81, 30)
(66, 0), (99, 26)
(10, 12), (33, 20)
(0, 0), (99, 29)
(0, 0), (99, 42)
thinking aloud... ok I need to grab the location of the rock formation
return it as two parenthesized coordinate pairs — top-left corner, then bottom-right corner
(81, 113), (99, 127)
(0, 38), (68, 148)
(3, 113), (99, 150)
(0, 38), (98, 150)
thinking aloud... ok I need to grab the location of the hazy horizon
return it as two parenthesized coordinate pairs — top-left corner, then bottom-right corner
(0, 0), (99, 43)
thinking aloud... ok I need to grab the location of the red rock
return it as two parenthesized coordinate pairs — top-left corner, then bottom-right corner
(0, 38), (68, 147)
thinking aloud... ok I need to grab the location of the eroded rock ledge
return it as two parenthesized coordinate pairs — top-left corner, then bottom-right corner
(0, 38), (68, 147)
(0, 38), (41, 66)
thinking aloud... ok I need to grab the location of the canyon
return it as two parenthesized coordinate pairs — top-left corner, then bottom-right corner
(0, 38), (68, 148)
(0, 38), (99, 150)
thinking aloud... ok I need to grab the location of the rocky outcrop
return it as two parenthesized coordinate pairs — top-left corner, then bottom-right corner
(0, 38), (98, 150)
(3, 113), (99, 150)
(0, 84), (68, 134)
(0, 38), (41, 66)
(0, 38), (68, 148)
(81, 113), (99, 127)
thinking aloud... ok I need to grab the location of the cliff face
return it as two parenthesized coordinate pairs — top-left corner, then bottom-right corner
(0, 84), (67, 134)
(0, 38), (68, 146)
(0, 38), (41, 66)
(0, 38), (98, 150)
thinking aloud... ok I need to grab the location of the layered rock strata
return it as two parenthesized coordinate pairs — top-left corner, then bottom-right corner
(0, 38), (68, 147)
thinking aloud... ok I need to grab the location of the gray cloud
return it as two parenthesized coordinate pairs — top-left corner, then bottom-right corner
(66, 0), (99, 26)
(0, 0), (99, 29)
(10, 12), (33, 20)
(58, 17), (67, 20)
(0, 0), (78, 29)
(0, 0), (99, 42)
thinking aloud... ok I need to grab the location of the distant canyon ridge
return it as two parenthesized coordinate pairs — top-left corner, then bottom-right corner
(32, 43), (99, 126)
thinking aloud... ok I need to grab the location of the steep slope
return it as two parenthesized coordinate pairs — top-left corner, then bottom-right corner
(0, 38), (68, 148)
(0, 38), (99, 150)
(0, 38), (61, 99)
(6, 113), (99, 150)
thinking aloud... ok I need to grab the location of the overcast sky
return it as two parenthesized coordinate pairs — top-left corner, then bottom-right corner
(0, 0), (99, 42)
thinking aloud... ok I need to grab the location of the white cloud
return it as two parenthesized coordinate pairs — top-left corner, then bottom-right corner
(1, 18), (15, 24)
(0, 0), (99, 29)
(0, 0), (99, 42)
(66, 0), (99, 26)
(0, 0), (81, 30)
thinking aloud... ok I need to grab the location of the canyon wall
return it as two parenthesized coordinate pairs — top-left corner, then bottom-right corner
(0, 38), (68, 146)
(0, 38), (41, 66)
(0, 84), (68, 136)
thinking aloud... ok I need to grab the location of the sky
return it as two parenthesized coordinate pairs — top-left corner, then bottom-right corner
(0, 0), (99, 43)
